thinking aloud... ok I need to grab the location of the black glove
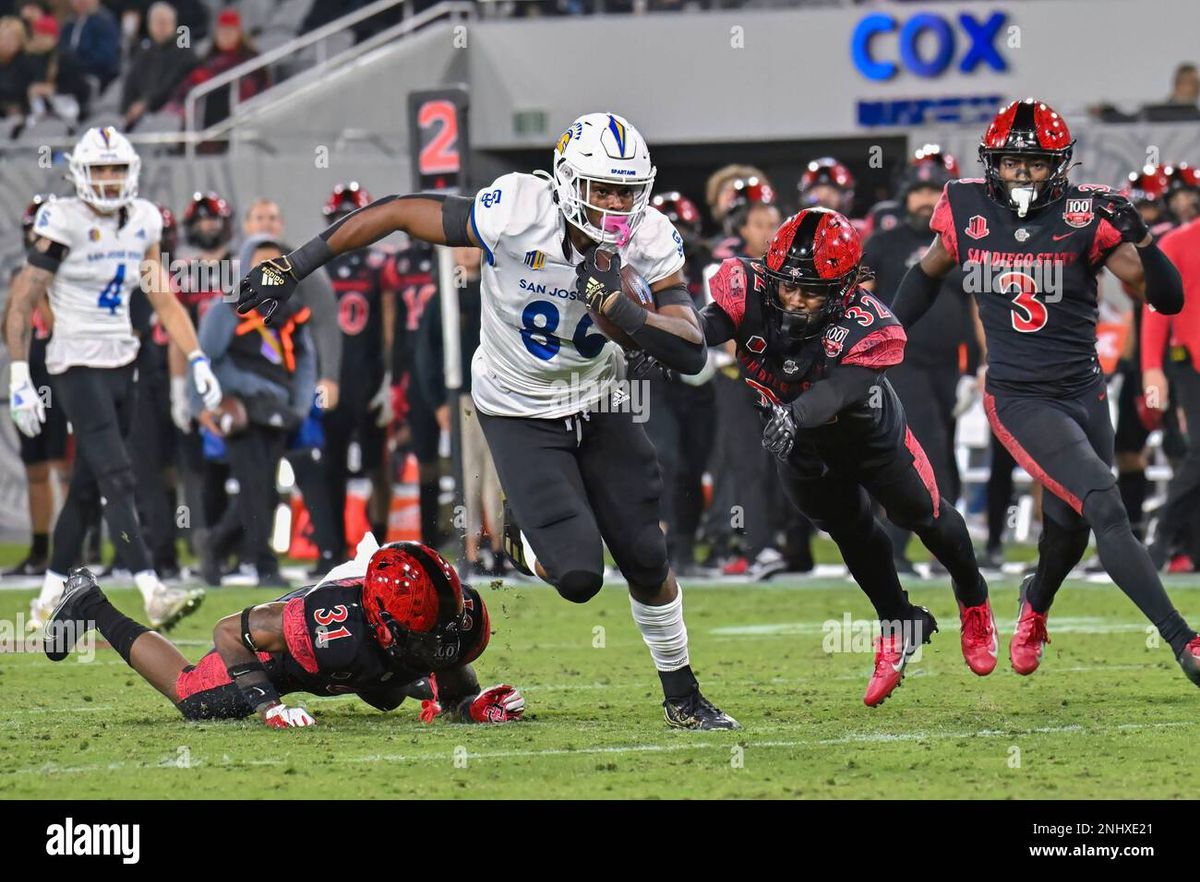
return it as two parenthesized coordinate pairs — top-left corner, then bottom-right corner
(575, 247), (622, 313)
(762, 402), (796, 461)
(1094, 192), (1150, 245)
(626, 350), (677, 382)
(237, 255), (301, 324)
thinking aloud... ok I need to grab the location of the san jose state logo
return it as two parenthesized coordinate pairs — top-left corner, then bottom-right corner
(965, 215), (989, 240)
(1063, 198), (1094, 228)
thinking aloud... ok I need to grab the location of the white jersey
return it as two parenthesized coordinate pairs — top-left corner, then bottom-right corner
(34, 196), (161, 374)
(469, 172), (685, 418)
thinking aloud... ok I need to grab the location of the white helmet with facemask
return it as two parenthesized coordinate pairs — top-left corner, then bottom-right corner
(552, 112), (655, 248)
(68, 126), (141, 213)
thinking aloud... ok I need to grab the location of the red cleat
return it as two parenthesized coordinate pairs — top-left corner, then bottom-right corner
(1010, 575), (1050, 675)
(864, 607), (937, 707)
(1177, 635), (1200, 687)
(959, 599), (998, 675)
(721, 556), (749, 576)
(1168, 554), (1194, 574)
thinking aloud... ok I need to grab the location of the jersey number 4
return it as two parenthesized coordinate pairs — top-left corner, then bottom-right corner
(97, 265), (125, 315)
(520, 300), (608, 360)
(998, 270), (1048, 333)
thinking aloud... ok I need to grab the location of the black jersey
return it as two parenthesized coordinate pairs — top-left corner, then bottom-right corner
(703, 256), (909, 467)
(863, 218), (972, 370)
(384, 239), (438, 381)
(931, 179), (1124, 396)
(328, 248), (388, 402)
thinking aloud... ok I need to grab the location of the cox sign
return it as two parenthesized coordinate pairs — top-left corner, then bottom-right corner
(852, 11), (1008, 81)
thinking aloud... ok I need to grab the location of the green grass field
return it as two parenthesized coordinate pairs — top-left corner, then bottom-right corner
(2, 563), (1199, 799)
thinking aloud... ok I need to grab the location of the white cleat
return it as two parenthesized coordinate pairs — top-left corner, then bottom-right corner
(145, 586), (205, 631)
(28, 597), (57, 631)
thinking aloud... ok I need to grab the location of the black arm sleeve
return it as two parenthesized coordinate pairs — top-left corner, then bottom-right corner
(25, 238), (70, 273)
(790, 365), (881, 429)
(1139, 241), (1185, 315)
(440, 195), (475, 247)
(605, 284), (706, 375)
(699, 301), (737, 346)
(891, 262), (944, 329)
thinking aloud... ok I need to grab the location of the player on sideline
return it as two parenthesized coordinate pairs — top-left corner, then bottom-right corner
(8, 127), (220, 630)
(892, 98), (1200, 684)
(694, 207), (996, 706)
(42, 537), (524, 726)
(237, 112), (738, 729)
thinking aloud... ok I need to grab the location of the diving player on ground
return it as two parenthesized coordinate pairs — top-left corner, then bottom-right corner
(42, 539), (524, 725)
(892, 98), (1200, 684)
(697, 207), (996, 706)
(236, 112), (737, 730)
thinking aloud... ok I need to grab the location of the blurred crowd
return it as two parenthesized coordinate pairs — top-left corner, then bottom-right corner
(5, 137), (1200, 587)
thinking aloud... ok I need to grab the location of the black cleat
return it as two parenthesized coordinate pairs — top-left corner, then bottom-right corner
(3, 555), (47, 578)
(403, 677), (436, 702)
(501, 500), (534, 577)
(43, 567), (101, 662)
(663, 688), (741, 730)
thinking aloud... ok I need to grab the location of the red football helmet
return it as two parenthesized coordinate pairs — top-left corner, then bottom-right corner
(183, 191), (233, 249)
(21, 194), (48, 238)
(1124, 165), (1169, 204)
(979, 98), (1075, 215)
(762, 208), (863, 340)
(159, 205), (178, 254)
(323, 181), (372, 221)
(799, 158), (855, 212)
(911, 143), (961, 178)
(362, 541), (482, 669)
(1164, 163), (1200, 194)
(652, 190), (703, 251)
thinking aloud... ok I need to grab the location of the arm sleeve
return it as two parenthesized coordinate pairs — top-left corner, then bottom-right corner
(699, 301), (737, 346)
(294, 269), (342, 380)
(607, 283), (705, 375)
(891, 263), (944, 329)
(790, 364), (881, 429)
(1139, 240), (1185, 315)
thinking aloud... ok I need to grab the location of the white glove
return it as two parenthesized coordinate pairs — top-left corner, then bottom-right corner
(952, 374), (980, 418)
(9, 361), (45, 438)
(262, 703), (316, 729)
(169, 375), (192, 433)
(188, 350), (222, 411)
(369, 372), (394, 428)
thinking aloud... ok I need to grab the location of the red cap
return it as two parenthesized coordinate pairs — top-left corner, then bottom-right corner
(33, 15), (59, 38)
(216, 9), (241, 28)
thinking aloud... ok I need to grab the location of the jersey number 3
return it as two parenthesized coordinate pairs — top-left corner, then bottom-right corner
(98, 265), (125, 316)
(998, 270), (1048, 333)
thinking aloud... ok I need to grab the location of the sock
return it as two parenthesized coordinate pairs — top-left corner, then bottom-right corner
(77, 589), (149, 665)
(133, 569), (162, 604)
(39, 570), (67, 606)
(629, 588), (696, 699)
(1117, 471), (1148, 541)
(31, 532), (49, 560)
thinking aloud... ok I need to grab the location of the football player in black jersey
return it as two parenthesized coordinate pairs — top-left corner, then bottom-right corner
(892, 98), (1200, 685)
(700, 208), (996, 706)
(41, 541), (524, 726)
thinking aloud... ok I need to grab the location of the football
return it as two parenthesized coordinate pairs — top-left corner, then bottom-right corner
(587, 251), (657, 350)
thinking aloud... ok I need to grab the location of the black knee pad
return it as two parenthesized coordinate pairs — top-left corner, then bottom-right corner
(96, 465), (137, 504)
(623, 523), (669, 589)
(1082, 485), (1129, 537)
(556, 569), (604, 604)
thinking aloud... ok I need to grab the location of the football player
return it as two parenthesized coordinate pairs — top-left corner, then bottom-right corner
(892, 98), (1200, 684)
(237, 112), (737, 729)
(863, 145), (961, 240)
(699, 208), (996, 706)
(798, 157), (856, 215)
(42, 539), (524, 726)
(7, 127), (220, 630)
(2, 195), (70, 577)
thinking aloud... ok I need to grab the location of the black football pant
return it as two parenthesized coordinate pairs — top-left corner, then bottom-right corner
(125, 362), (178, 572)
(985, 378), (1196, 656)
(883, 360), (961, 564)
(477, 405), (669, 601)
(322, 397), (387, 559)
(986, 430), (1017, 553)
(643, 376), (715, 568)
(779, 431), (987, 617)
(48, 364), (152, 576)
(222, 424), (288, 576)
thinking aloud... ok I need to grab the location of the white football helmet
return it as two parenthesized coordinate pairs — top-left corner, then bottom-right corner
(551, 112), (655, 247)
(68, 126), (141, 212)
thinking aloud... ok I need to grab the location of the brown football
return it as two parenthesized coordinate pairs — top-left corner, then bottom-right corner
(587, 251), (657, 350)
(200, 394), (249, 437)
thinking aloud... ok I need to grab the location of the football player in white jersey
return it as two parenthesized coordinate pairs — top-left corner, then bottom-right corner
(238, 112), (738, 729)
(6, 127), (222, 631)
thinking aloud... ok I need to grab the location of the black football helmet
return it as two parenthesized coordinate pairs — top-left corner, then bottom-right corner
(979, 98), (1075, 216)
